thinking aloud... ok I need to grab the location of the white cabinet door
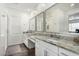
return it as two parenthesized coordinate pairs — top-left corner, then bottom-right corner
(59, 48), (78, 56)
(37, 13), (43, 31)
(0, 13), (7, 55)
(44, 49), (58, 56)
(35, 43), (44, 56)
(35, 39), (58, 56)
(35, 39), (44, 56)
(41, 40), (58, 56)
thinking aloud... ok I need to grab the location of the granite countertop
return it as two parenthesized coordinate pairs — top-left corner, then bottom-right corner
(30, 35), (79, 55)
(24, 31), (79, 54)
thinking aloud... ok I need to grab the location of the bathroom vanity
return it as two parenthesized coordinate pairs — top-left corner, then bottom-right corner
(23, 32), (79, 56)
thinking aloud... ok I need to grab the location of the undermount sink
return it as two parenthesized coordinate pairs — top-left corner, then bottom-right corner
(48, 39), (58, 42)
(45, 38), (59, 45)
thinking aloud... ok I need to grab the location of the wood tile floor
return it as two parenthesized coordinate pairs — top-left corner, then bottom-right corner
(5, 43), (35, 56)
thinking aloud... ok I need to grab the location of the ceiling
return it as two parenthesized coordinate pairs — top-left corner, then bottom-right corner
(0, 3), (54, 18)
(3, 3), (53, 16)
(4, 3), (39, 12)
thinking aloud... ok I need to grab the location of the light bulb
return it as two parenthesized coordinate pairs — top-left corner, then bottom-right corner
(70, 3), (75, 7)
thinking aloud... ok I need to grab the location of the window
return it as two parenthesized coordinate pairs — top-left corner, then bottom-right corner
(69, 23), (79, 32)
(68, 13), (79, 32)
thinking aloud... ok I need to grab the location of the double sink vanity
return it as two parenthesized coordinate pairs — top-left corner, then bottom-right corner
(23, 32), (79, 56)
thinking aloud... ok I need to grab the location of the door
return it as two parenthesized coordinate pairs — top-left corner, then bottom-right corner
(0, 12), (7, 55)
(8, 15), (22, 46)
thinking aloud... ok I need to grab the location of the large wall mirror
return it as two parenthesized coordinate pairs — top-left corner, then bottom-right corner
(68, 12), (79, 33)
(37, 13), (44, 31)
(29, 17), (35, 31)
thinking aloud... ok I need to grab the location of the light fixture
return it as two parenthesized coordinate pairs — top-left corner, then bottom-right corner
(40, 3), (46, 7)
(27, 8), (31, 12)
(70, 3), (75, 7)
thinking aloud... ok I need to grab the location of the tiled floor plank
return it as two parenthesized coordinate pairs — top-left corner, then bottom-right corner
(5, 43), (35, 56)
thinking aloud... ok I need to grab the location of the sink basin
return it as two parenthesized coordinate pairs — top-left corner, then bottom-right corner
(47, 39), (58, 42)
(45, 38), (59, 45)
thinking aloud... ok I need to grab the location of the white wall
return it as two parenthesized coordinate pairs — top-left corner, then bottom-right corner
(21, 13), (30, 32)
(20, 13), (30, 42)
(6, 8), (24, 46)
(0, 4), (30, 46)
(0, 4), (8, 55)
(0, 4), (28, 55)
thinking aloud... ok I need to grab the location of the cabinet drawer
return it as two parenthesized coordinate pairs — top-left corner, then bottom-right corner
(44, 49), (58, 56)
(59, 48), (78, 56)
(38, 40), (58, 53)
